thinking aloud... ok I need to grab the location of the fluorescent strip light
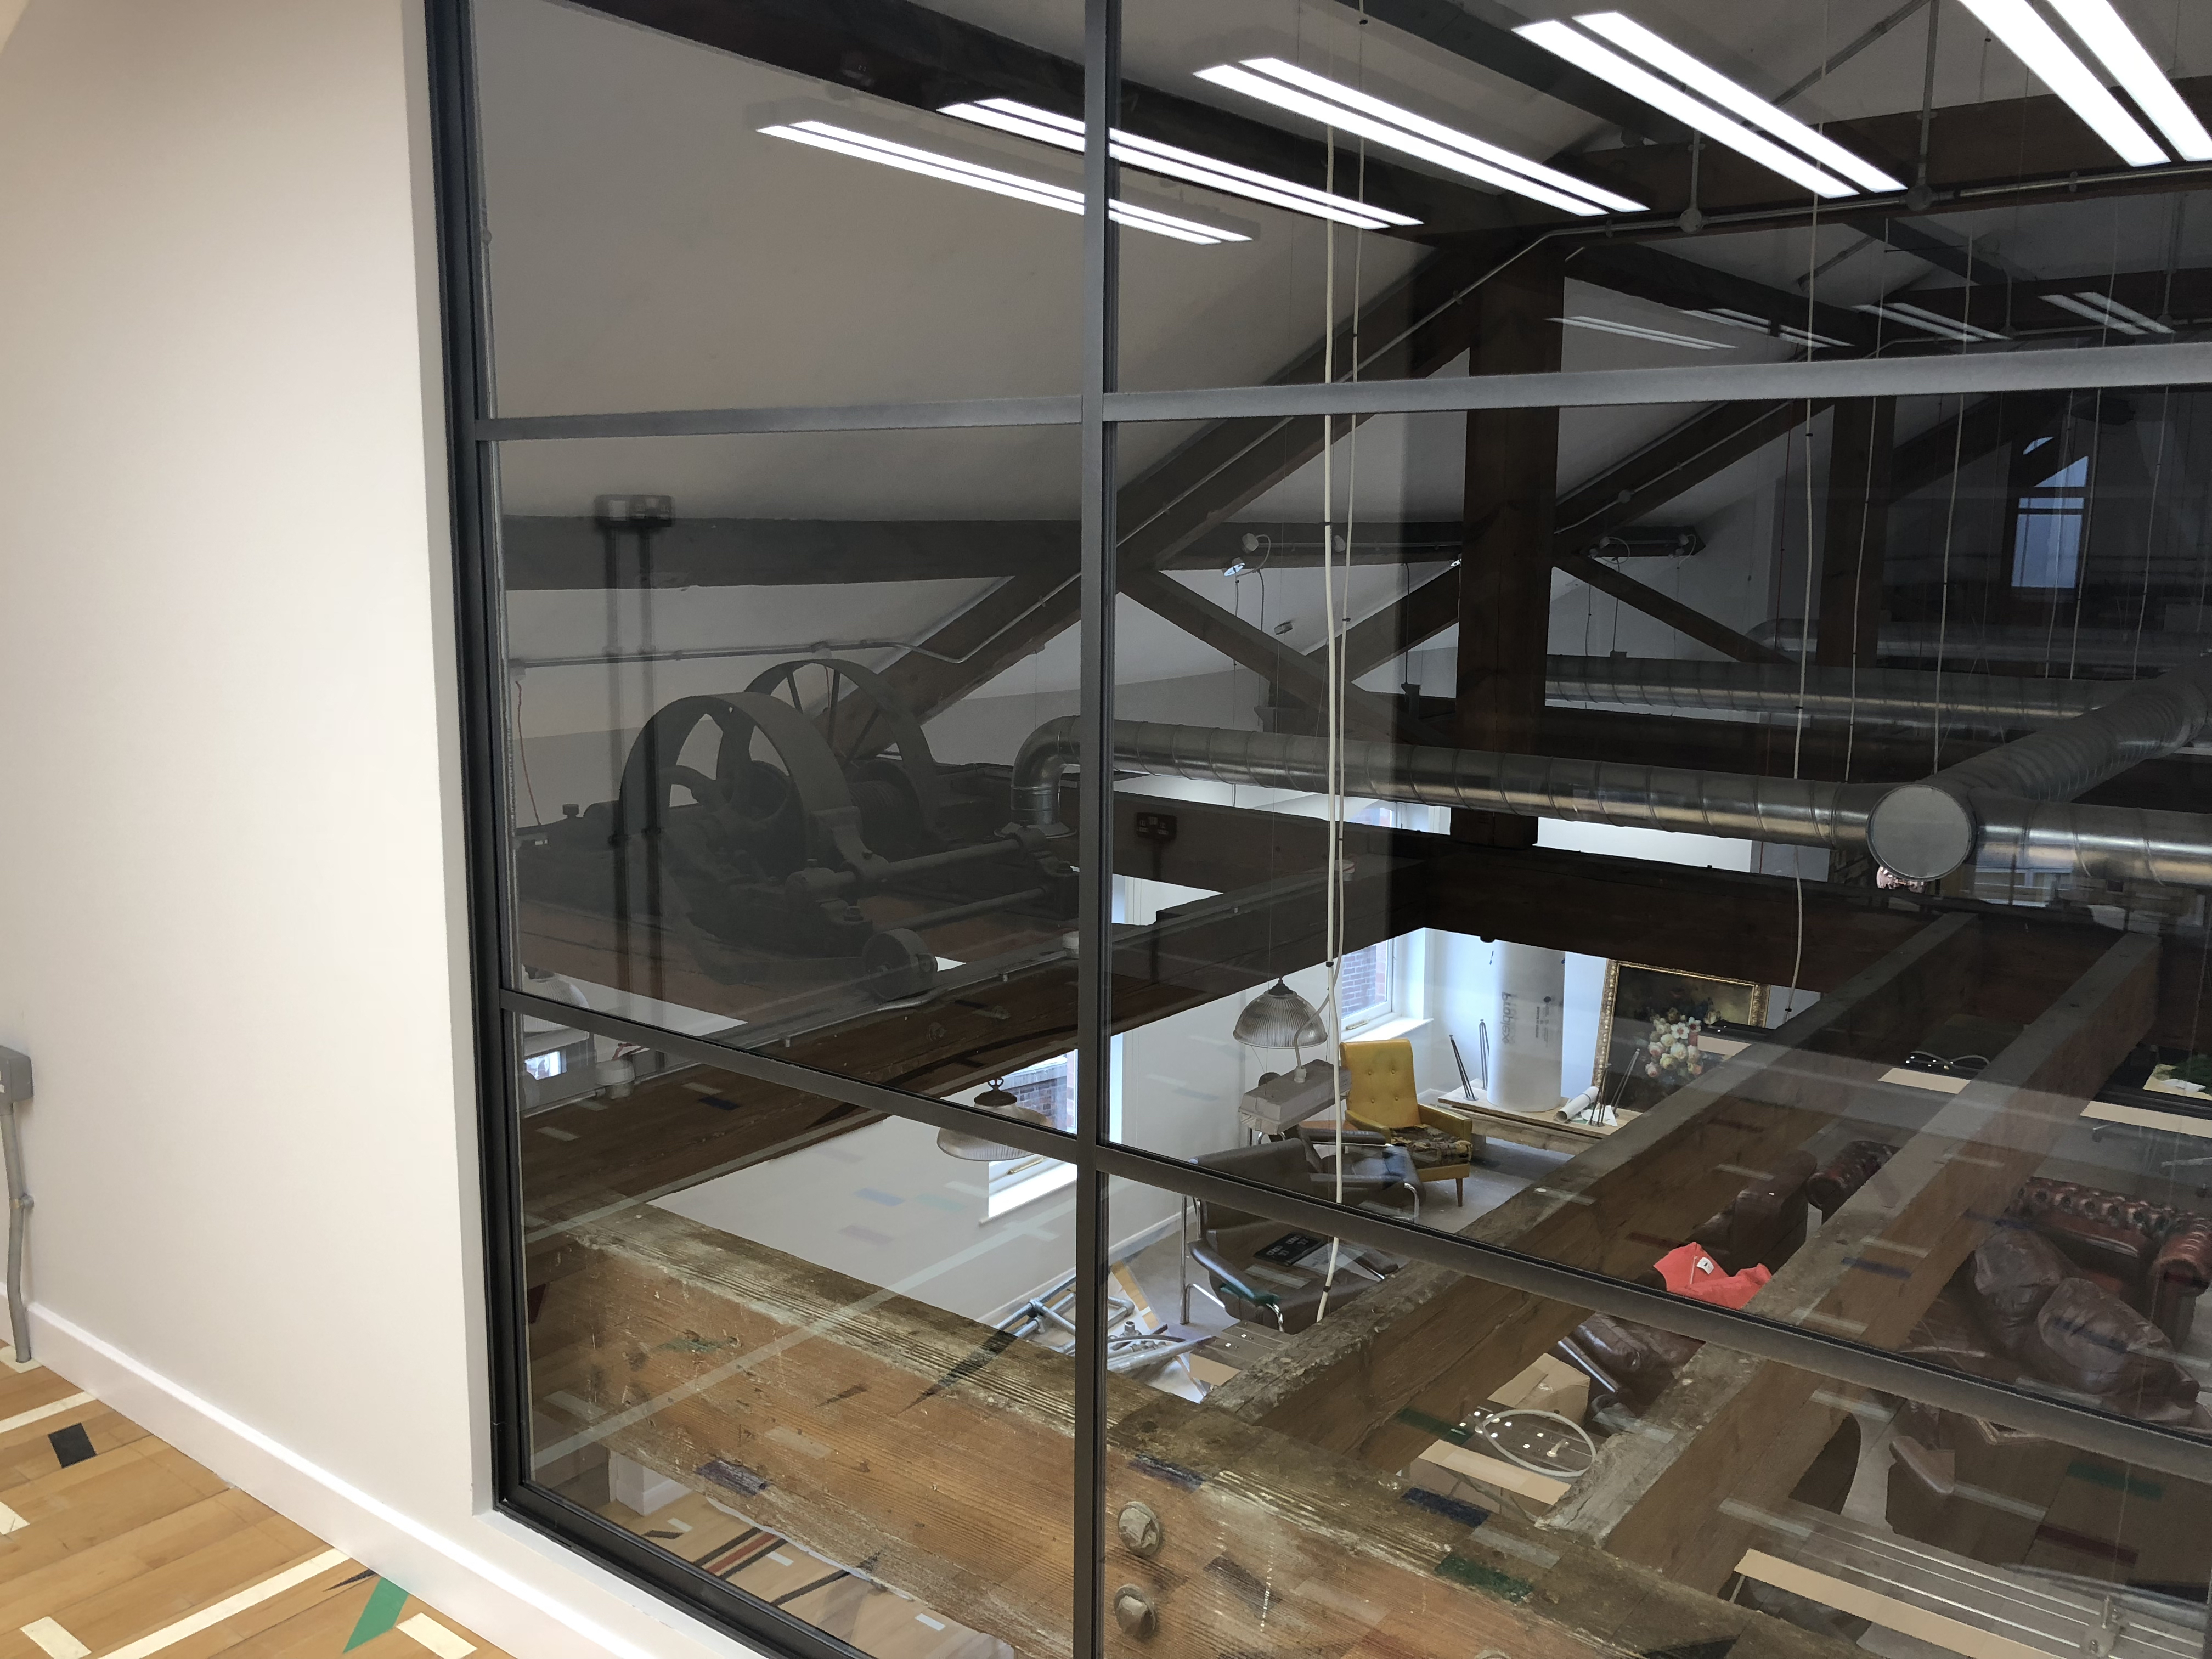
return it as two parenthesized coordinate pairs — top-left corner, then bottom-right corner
(1232, 57), (1645, 213)
(1574, 13), (1906, 193)
(1952, 0), (2167, 166)
(1514, 20), (1859, 198)
(2043, 291), (2143, 333)
(1854, 302), (1985, 343)
(941, 98), (1418, 229)
(1556, 314), (1731, 349)
(1683, 308), (1849, 348)
(2089, 291), (2174, 333)
(2049, 0), (2212, 161)
(1881, 299), (2007, 341)
(759, 121), (1245, 243)
(1194, 63), (1617, 217)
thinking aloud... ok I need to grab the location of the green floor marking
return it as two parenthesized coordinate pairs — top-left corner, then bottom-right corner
(345, 1578), (411, 1652)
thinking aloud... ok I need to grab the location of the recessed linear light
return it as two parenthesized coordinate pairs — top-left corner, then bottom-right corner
(1573, 13), (1905, 194)
(758, 121), (1247, 244)
(1515, 20), (1859, 199)
(1953, 0), (2166, 167)
(1194, 59), (1641, 217)
(2049, 0), (2212, 162)
(940, 98), (1420, 231)
(1555, 314), (1730, 349)
(1855, 301), (2006, 343)
(1682, 307), (1849, 348)
(1227, 57), (1645, 215)
(2043, 290), (2175, 335)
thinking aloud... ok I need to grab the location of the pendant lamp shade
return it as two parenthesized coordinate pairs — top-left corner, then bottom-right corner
(936, 1080), (1058, 1161)
(1232, 980), (1329, 1049)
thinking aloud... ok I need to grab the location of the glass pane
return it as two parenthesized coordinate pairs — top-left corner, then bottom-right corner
(1105, 387), (2212, 1433)
(521, 1037), (1074, 1657)
(1114, 0), (2212, 390)
(1103, 1170), (2212, 1659)
(471, 0), (1083, 416)
(496, 426), (1084, 1114)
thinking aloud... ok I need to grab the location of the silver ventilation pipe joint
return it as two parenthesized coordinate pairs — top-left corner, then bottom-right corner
(1865, 660), (2212, 882)
(1546, 655), (2115, 734)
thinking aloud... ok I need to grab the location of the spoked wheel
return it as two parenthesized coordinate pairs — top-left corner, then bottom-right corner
(747, 657), (947, 838)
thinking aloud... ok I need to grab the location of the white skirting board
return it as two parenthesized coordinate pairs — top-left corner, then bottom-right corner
(9, 1295), (777, 1659)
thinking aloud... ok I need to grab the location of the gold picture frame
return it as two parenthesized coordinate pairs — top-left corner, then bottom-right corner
(1593, 960), (1770, 1104)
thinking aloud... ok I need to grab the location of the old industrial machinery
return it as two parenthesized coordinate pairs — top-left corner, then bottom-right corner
(517, 658), (1076, 999)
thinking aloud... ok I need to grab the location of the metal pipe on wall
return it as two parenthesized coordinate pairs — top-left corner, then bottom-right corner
(1012, 715), (2212, 891)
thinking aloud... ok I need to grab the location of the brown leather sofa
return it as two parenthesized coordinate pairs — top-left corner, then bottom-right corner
(1554, 1146), (2212, 1429)
(1813, 1143), (2212, 1348)
(1183, 1128), (1415, 1333)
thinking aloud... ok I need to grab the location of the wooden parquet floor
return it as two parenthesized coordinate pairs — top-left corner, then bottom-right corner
(0, 1357), (514, 1659)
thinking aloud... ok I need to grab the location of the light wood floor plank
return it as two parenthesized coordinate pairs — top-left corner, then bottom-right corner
(0, 1444), (229, 1577)
(0, 1489), (269, 1633)
(0, 1404), (153, 1493)
(0, 1516), (325, 1659)
(0, 1376), (516, 1659)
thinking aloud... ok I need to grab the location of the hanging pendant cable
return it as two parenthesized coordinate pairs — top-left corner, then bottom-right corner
(1319, 9), (1372, 1319)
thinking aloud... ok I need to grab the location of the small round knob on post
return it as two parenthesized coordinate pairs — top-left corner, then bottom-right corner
(1115, 1501), (1161, 1557)
(1113, 1587), (1157, 1639)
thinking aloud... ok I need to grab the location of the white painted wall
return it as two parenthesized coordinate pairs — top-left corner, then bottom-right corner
(0, 7), (774, 1659)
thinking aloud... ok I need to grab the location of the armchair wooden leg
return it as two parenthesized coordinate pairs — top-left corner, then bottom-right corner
(1457, 1177), (1465, 1205)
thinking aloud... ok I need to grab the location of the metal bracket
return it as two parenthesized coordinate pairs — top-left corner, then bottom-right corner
(0, 1047), (30, 1363)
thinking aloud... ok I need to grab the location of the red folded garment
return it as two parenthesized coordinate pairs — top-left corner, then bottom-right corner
(1654, 1242), (1771, 1310)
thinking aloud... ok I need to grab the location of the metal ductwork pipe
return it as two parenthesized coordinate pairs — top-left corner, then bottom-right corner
(1012, 714), (2212, 891)
(1865, 659), (2212, 881)
(1013, 716), (1880, 850)
(1546, 655), (2115, 734)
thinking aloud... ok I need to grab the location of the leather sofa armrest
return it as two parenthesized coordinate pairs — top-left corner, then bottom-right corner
(2152, 1217), (2212, 1345)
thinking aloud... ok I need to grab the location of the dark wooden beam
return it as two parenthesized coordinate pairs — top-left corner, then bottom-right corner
(1816, 398), (1897, 668)
(1569, 243), (1875, 353)
(1119, 568), (1415, 742)
(1545, 932), (2160, 1593)
(1556, 550), (1790, 664)
(1555, 398), (1823, 555)
(1457, 247), (1567, 844)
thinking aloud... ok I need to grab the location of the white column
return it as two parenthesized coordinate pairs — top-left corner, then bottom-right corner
(1493, 943), (1567, 1111)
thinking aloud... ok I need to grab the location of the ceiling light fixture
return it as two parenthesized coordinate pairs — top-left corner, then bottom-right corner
(1514, 20), (1859, 198)
(1555, 314), (1731, 349)
(1951, 0), (2167, 166)
(1573, 13), (1906, 193)
(941, 98), (1420, 230)
(1194, 59), (1642, 217)
(1682, 306), (1849, 348)
(2047, 0), (2212, 161)
(759, 121), (1248, 244)
(1855, 301), (2006, 343)
(2042, 290), (2174, 334)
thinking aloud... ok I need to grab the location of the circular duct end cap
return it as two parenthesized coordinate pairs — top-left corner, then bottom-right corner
(1867, 785), (1976, 882)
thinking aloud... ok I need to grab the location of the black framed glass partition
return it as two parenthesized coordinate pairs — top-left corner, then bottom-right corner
(435, 4), (2212, 1659)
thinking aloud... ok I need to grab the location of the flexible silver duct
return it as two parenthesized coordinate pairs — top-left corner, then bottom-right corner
(1011, 715), (2212, 891)
(1866, 659), (2212, 879)
(1546, 655), (2116, 733)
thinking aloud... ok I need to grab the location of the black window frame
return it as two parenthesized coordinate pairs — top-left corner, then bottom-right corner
(425, 4), (2212, 1657)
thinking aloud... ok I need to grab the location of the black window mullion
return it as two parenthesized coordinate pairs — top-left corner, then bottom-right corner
(1071, 2), (1118, 1657)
